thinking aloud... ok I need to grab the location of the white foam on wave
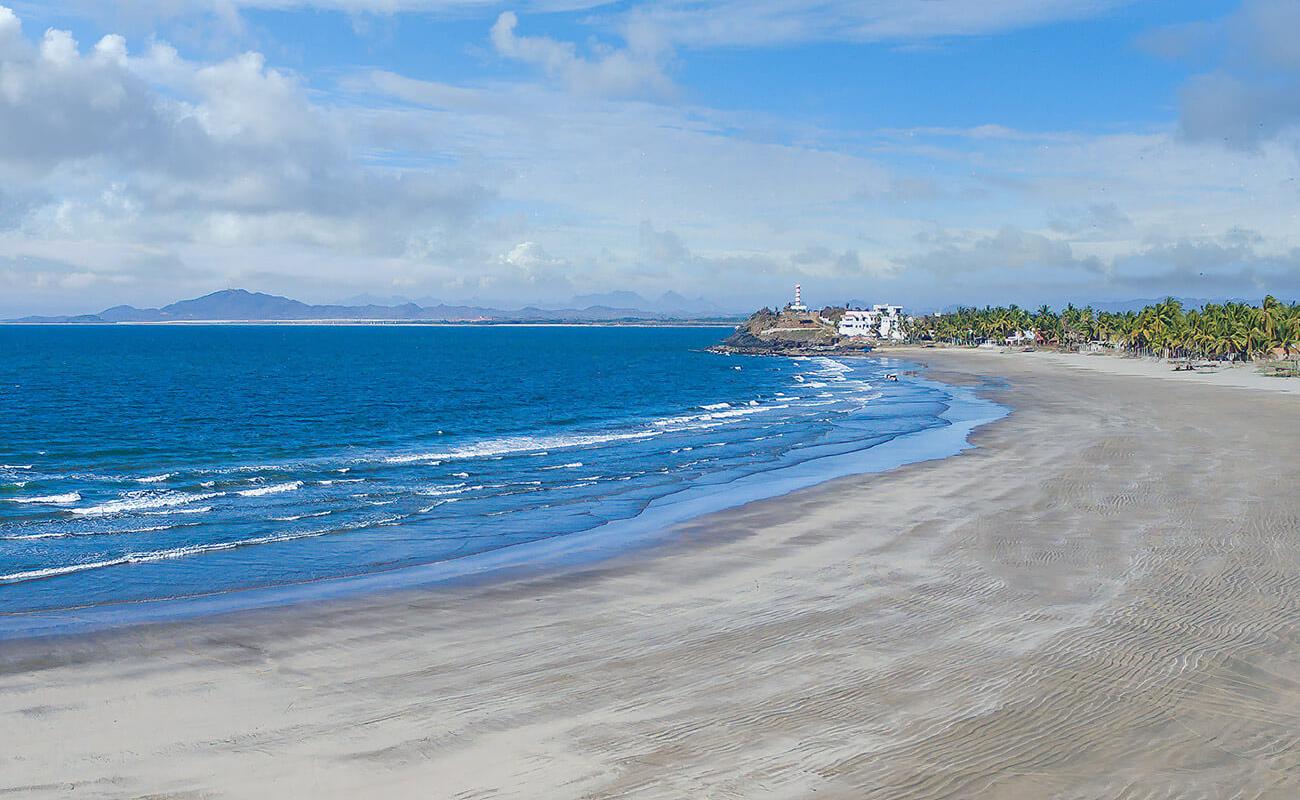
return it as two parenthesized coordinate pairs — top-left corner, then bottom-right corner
(135, 473), (175, 484)
(541, 462), (583, 470)
(384, 429), (659, 464)
(0, 516), (408, 585)
(271, 510), (333, 522)
(2, 522), (199, 541)
(654, 404), (789, 430)
(118, 523), (198, 534)
(143, 506), (212, 517)
(810, 357), (853, 380)
(72, 491), (221, 516)
(0, 531), (67, 540)
(700, 402), (731, 411)
(318, 478), (364, 485)
(8, 492), (82, 505)
(1, 465), (33, 470)
(237, 481), (303, 498)
(417, 482), (480, 498)
(418, 498), (462, 513)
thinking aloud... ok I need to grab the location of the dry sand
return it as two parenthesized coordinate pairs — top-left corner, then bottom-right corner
(966, 345), (1300, 396)
(2, 348), (1298, 799)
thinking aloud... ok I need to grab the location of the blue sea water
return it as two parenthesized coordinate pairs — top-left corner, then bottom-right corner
(0, 326), (1002, 636)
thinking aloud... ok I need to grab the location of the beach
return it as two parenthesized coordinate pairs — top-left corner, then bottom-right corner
(2, 347), (1298, 798)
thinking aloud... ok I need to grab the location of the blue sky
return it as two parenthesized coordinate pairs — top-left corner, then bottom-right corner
(1, 0), (1298, 314)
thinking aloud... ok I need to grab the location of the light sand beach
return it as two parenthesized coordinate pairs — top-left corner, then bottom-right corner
(2, 348), (1298, 799)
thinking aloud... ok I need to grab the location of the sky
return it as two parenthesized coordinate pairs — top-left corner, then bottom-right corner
(1, 0), (1299, 315)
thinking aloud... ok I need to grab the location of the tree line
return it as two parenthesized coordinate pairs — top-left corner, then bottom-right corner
(906, 297), (1299, 361)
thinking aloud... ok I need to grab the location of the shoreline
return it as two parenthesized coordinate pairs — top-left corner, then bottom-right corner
(0, 360), (1005, 641)
(873, 342), (1300, 395)
(3, 349), (1297, 798)
(0, 320), (742, 328)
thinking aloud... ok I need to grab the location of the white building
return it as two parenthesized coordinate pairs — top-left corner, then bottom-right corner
(839, 304), (905, 340)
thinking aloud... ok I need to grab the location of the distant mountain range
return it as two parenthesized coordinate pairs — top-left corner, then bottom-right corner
(6, 289), (745, 324)
(330, 289), (732, 317)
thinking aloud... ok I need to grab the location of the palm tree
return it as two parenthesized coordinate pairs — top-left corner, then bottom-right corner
(905, 296), (1294, 362)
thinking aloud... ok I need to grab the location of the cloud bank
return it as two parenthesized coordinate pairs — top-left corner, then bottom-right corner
(3, 2), (1300, 316)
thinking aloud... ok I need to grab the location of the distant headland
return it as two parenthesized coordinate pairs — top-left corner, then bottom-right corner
(4, 289), (744, 326)
(710, 284), (906, 356)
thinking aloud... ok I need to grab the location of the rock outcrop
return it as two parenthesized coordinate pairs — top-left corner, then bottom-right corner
(710, 308), (872, 356)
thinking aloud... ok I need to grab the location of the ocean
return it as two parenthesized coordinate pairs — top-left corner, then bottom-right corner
(0, 325), (1002, 635)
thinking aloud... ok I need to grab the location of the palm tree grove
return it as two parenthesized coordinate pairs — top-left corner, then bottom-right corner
(906, 297), (1300, 361)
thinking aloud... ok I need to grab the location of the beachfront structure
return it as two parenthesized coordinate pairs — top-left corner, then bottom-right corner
(788, 284), (808, 313)
(839, 305), (905, 340)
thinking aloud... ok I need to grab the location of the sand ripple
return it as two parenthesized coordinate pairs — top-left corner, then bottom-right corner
(1, 350), (1297, 799)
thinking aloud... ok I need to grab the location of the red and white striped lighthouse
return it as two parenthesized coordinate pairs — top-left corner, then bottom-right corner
(790, 283), (808, 312)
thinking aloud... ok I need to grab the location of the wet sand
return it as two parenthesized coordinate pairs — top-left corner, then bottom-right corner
(2, 348), (1298, 798)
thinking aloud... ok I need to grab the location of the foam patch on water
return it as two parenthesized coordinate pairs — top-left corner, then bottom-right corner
(143, 506), (212, 516)
(8, 492), (81, 505)
(417, 483), (480, 498)
(0, 517), (403, 585)
(384, 429), (660, 464)
(72, 491), (221, 516)
(237, 481), (303, 498)
(270, 510), (333, 522)
(2, 522), (199, 541)
(653, 404), (788, 429)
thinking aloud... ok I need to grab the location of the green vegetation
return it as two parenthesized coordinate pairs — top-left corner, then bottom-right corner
(908, 296), (1300, 362)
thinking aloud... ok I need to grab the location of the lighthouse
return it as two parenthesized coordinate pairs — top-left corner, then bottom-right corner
(789, 283), (808, 312)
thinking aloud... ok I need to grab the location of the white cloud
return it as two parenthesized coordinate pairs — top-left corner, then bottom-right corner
(0, 6), (490, 250)
(903, 226), (1105, 277)
(1142, 0), (1300, 149)
(501, 240), (562, 269)
(618, 0), (1134, 48)
(4, 2), (1299, 315)
(76, 1), (1138, 45)
(490, 11), (671, 99)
